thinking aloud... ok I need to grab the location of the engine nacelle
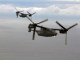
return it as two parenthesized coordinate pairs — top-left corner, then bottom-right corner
(59, 29), (67, 34)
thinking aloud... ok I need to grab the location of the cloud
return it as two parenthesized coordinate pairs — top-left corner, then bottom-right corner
(0, 4), (80, 15)
(55, 0), (80, 1)
(20, 4), (80, 15)
(69, 0), (80, 1)
(60, 4), (80, 15)
(37, 5), (60, 14)
(41, 0), (80, 1)
(0, 4), (15, 13)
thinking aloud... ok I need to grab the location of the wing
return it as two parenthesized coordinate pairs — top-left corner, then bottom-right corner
(37, 25), (61, 31)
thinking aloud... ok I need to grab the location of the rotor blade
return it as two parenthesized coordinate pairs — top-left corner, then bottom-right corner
(27, 11), (30, 14)
(15, 8), (24, 13)
(65, 33), (67, 45)
(37, 19), (48, 24)
(15, 7), (18, 11)
(16, 12), (18, 18)
(32, 27), (36, 40)
(37, 25), (50, 31)
(56, 21), (66, 30)
(67, 23), (78, 30)
(32, 12), (36, 15)
(27, 11), (36, 15)
(26, 16), (34, 24)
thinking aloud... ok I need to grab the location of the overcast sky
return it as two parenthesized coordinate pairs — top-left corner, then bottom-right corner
(0, 0), (80, 23)
(0, 0), (80, 60)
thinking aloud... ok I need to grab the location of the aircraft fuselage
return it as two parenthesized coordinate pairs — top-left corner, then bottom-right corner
(36, 28), (57, 37)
